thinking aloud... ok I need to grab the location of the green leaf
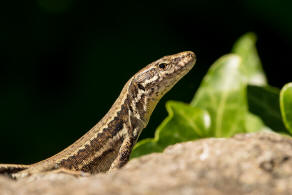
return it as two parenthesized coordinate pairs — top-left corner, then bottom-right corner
(191, 54), (248, 137)
(247, 85), (287, 133)
(157, 101), (211, 148)
(245, 113), (265, 133)
(131, 101), (210, 159)
(232, 32), (267, 86)
(280, 83), (292, 133)
(130, 139), (163, 159)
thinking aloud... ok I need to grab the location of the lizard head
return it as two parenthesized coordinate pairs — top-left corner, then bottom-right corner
(133, 51), (196, 100)
(130, 51), (196, 123)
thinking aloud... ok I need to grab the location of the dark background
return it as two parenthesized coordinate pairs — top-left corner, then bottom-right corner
(1, 0), (291, 164)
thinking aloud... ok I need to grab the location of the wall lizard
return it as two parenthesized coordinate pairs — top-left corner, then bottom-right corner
(0, 51), (196, 179)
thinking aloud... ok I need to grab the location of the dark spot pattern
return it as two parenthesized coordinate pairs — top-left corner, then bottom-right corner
(81, 136), (124, 173)
(138, 83), (145, 91)
(58, 104), (129, 172)
(0, 166), (28, 175)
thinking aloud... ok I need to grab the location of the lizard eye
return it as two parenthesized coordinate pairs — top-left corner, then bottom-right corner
(158, 63), (167, 70)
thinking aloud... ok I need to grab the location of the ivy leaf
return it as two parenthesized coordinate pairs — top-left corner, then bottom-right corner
(191, 54), (248, 137)
(232, 32), (267, 86)
(245, 113), (266, 133)
(130, 139), (163, 159)
(247, 85), (287, 133)
(280, 83), (292, 133)
(156, 101), (211, 148)
(131, 101), (210, 159)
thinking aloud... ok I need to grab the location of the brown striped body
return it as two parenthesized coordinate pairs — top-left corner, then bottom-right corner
(0, 51), (196, 179)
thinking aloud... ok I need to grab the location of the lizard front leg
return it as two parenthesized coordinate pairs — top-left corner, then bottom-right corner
(109, 136), (135, 171)
(108, 104), (144, 171)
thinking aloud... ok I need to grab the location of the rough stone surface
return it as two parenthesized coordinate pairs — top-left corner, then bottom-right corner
(1, 131), (292, 195)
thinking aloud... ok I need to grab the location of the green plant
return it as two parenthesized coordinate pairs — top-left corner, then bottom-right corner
(131, 33), (292, 159)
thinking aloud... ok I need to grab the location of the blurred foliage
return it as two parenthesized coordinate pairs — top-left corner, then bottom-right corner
(191, 55), (250, 137)
(232, 32), (267, 86)
(247, 85), (286, 133)
(131, 32), (292, 159)
(280, 83), (292, 133)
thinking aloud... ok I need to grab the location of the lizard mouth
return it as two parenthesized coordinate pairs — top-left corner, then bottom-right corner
(171, 51), (196, 80)
(178, 51), (196, 71)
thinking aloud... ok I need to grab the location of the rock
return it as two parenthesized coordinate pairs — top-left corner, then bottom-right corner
(1, 131), (292, 195)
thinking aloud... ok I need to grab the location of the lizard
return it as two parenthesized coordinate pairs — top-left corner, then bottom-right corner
(0, 51), (196, 179)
